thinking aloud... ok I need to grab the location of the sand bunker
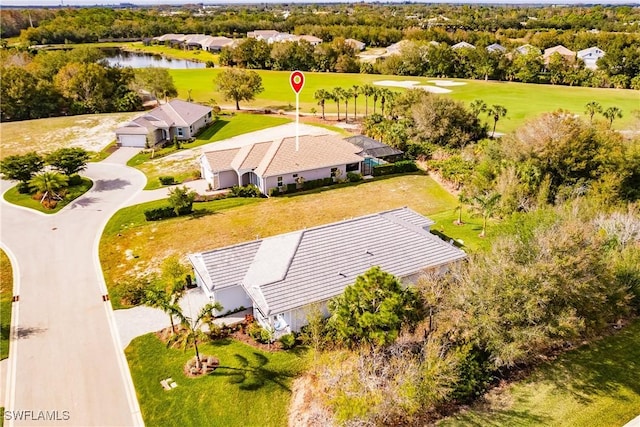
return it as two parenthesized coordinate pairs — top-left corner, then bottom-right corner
(373, 80), (453, 93)
(427, 80), (467, 87)
(415, 86), (452, 93)
(373, 80), (422, 88)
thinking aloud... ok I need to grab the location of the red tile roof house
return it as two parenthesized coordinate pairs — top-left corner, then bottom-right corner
(114, 100), (213, 148)
(199, 134), (365, 195)
(187, 208), (467, 334)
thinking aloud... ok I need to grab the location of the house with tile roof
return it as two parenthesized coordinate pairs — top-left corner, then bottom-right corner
(188, 208), (467, 333)
(200, 134), (364, 194)
(115, 100), (213, 147)
(543, 45), (576, 65)
(345, 38), (366, 51)
(452, 41), (475, 50)
(486, 43), (506, 53)
(515, 44), (541, 55)
(577, 46), (605, 70)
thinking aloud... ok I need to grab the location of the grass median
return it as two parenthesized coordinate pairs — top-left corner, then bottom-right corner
(0, 249), (13, 360)
(2, 177), (93, 215)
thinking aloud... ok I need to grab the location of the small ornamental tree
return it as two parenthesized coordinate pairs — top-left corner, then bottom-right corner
(29, 171), (69, 206)
(0, 152), (45, 190)
(46, 147), (90, 176)
(329, 266), (423, 348)
(167, 185), (196, 216)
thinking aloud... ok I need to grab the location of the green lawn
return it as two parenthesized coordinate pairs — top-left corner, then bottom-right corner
(0, 249), (13, 360)
(438, 320), (640, 427)
(126, 334), (309, 427)
(429, 209), (494, 253)
(170, 68), (639, 133)
(2, 177), (93, 214)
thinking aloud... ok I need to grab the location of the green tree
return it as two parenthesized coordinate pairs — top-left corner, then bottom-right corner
(470, 192), (501, 237)
(361, 84), (375, 117)
(487, 104), (507, 137)
(602, 106), (623, 128)
(585, 101), (602, 123)
(314, 88), (330, 120)
(331, 87), (345, 121)
(351, 84), (359, 119)
(142, 256), (189, 334)
(54, 62), (112, 113)
(134, 67), (177, 106)
(29, 171), (69, 206)
(343, 88), (353, 123)
(454, 193), (468, 225)
(0, 152), (45, 189)
(46, 147), (90, 176)
(215, 68), (264, 110)
(469, 99), (487, 118)
(329, 266), (423, 348)
(167, 185), (196, 216)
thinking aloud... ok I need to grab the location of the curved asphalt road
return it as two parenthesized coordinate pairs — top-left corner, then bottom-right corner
(1, 149), (145, 426)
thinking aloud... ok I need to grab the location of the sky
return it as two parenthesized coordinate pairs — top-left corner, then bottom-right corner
(2, 0), (637, 5)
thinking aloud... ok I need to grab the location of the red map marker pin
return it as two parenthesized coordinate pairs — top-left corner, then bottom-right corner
(290, 71), (305, 94)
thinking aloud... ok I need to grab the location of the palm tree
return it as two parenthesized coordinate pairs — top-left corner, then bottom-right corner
(343, 88), (353, 123)
(361, 84), (375, 117)
(29, 171), (69, 206)
(372, 87), (379, 114)
(470, 192), (501, 237)
(379, 88), (391, 118)
(351, 85), (359, 120)
(314, 89), (330, 120)
(584, 101), (602, 123)
(143, 287), (183, 335)
(487, 104), (507, 138)
(470, 99), (487, 118)
(331, 87), (345, 121)
(453, 193), (468, 226)
(602, 106), (623, 128)
(168, 301), (223, 370)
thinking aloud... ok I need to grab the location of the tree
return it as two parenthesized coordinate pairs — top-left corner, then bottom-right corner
(314, 89), (330, 120)
(135, 67), (178, 106)
(215, 68), (264, 110)
(54, 62), (112, 113)
(469, 99), (487, 118)
(46, 147), (90, 176)
(361, 84), (375, 117)
(470, 192), (501, 237)
(29, 171), (69, 206)
(602, 106), (623, 128)
(487, 104), (507, 137)
(142, 256), (189, 334)
(585, 101), (602, 123)
(167, 186), (196, 216)
(329, 266), (423, 348)
(343, 88), (353, 123)
(168, 301), (223, 370)
(454, 193), (468, 225)
(351, 84), (359, 119)
(0, 152), (45, 189)
(379, 88), (392, 118)
(331, 87), (345, 121)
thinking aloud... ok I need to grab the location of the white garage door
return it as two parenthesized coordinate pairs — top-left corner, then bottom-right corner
(118, 134), (146, 148)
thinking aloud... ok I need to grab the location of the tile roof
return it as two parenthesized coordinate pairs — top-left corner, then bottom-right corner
(114, 100), (211, 135)
(204, 148), (240, 172)
(543, 45), (575, 58)
(189, 208), (466, 316)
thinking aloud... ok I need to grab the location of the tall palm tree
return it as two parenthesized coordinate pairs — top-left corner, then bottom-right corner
(454, 193), (468, 226)
(602, 106), (622, 128)
(314, 89), (330, 120)
(144, 287), (183, 335)
(343, 88), (353, 123)
(331, 87), (345, 121)
(584, 101), (602, 123)
(361, 84), (375, 117)
(470, 192), (501, 237)
(470, 99), (487, 118)
(29, 171), (69, 206)
(379, 88), (391, 118)
(372, 87), (379, 114)
(487, 104), (507, 138)
(351, 85), (359, 120)
(168, 301), (223, 370)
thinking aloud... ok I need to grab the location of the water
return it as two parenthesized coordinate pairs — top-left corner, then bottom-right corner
(101, 48), (206, 69)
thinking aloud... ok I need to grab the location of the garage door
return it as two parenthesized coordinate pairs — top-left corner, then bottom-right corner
(118, 134), (146, 148)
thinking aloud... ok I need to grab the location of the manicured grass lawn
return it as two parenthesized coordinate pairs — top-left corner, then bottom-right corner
(428, 209), (494, 253)
(170, 68), (638, 133)
(2, 177), (93, 214)
(126, 334), (309, 427)
(0, 249), (13, 360)
(438, 319), (640, 427)
(100, 173), (463, 307)
(127, 114), (291, 190)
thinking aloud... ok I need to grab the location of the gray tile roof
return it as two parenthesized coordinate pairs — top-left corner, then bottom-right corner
(189, 208), (465, 316)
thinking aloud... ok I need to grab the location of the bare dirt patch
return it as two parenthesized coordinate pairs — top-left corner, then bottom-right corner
(288, 375), (333, 427)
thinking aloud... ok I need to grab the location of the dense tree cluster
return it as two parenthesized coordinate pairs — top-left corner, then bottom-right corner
(0, 47), (143, 121)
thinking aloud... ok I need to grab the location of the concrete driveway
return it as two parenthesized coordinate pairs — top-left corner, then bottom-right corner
(1, 153), (146, 426)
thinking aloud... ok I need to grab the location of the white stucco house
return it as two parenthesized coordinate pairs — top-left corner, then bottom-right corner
(188, 208), (467, 333)
(577, 46), (605, 70)
(452, 41), (476, 50)
(114, 100), (213, 148)
(486, 43), (506, 53)
(199, 134), (364, 194)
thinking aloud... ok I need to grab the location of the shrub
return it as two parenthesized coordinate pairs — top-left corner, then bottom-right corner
(286, 183), (297, 193)
(17, 182), (31, 194)
(205, 60), (215, 68)
(119, 280), (148, 306)
(323, 177), (334, 186)
(144, 205), (192, 221)
(229, 184), (261, 198)
(246, 322), (272, 343)
(279, 333), (296, 349)
(372, 160), (418, 177)
(68, 174), (83, 186)
(347, 172), (363, 182)
(268, 187), (280, 197)
(159, 176), (175, 185)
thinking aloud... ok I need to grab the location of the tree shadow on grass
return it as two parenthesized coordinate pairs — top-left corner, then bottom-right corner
(211, 352), (294, 392)
(452, 408), (550, 426)
(188, 209), (220, 220)
(196, 120), (230, 141)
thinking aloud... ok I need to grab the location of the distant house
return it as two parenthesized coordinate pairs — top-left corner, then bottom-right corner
(188, 208), (467, 332)
(296, 35), (323, 46)
(486, 43), (506, 53)
(515, 44), (541, 55)
(543, 45), (576, 64)
(577, 46), (605, 70)
(247, 30), (297, 44)
(199, 134), (364, 194)
(452, 41), (475, 50)
(345, 38), (366, 51)
(115, 100), (213, 148)
(384, 40), (410, 56)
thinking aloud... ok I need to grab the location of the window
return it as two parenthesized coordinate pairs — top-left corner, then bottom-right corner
(189, 125), (193, 133)
(177, 128), (184, 137)
(331, 168), (338, 177)
(346, 162), (359, 172)
(277, 176), (283, 187)
(292, 173), (298, 178)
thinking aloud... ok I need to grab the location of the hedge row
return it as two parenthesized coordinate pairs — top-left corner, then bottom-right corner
(372, 160), (418, 177)
(143, 205), (193, 221)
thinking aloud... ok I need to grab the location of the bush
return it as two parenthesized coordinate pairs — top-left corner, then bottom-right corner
(68, 174), (83, 186)
(119, 280), (148, 306)
(229, 184), (261, 198)
(279, 333), (296, 349)
(246, 322), (272, 343)
(268, 187), (280, 197)
(323, 177), (334, 186)
(372, 160), (418, 177)
(143, 205), (192, 221)
(17, 182), (31, 194)
(286, 183), (297, 193)
(159, 176), (175, 185)
(347, 172), (363, 182)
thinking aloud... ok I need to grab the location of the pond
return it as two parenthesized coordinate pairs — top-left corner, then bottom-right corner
(101, 48), (206, 69)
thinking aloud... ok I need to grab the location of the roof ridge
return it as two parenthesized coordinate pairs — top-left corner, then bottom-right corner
(231, 143), (256, 171)
(255, 138), (284, 176)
